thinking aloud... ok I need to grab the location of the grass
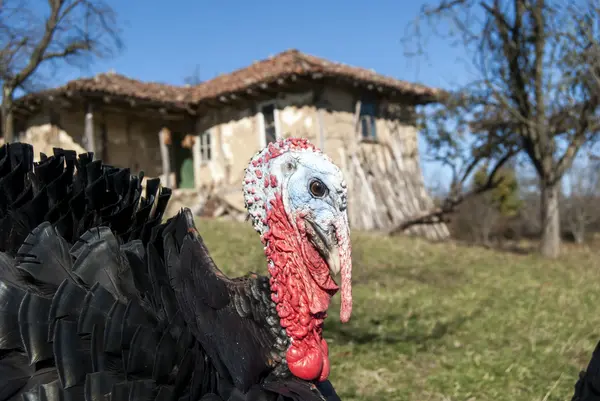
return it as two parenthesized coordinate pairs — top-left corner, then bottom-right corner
(195, 217), (600, 401)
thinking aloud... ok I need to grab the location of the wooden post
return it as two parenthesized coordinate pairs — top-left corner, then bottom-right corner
(353, 99), (362, 140)
(159, 127), (171, 187)
(84, 103), (95, 154)
(192, 131), (202, 189)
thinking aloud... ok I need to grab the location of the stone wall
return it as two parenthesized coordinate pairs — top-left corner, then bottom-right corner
(190, 84), (423, 215)
(22, 105), (174, 178)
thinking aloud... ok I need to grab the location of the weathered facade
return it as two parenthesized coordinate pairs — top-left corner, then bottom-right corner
(11, 49), (449, 239)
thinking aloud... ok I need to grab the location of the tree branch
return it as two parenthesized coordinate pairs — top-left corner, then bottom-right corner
(554, 97), (600, 180)
(387, 149), (517, 235)
(9, 0), (65, 87)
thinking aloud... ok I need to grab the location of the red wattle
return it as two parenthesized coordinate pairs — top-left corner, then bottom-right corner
(263, 193), (337, 382)
(286, 343), (324, 381)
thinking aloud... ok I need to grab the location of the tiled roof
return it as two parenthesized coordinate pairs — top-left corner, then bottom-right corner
(16, 49), (441, 110)
(189, 49), (440, 102)
(17, 72), (195, 108)
(65, 73), (195, 104)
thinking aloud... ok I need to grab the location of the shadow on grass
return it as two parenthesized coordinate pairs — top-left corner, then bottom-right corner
(325, 306), (486, 350)
(325, 316), (471, 345)
(455, 239), (537, 256)
(350, 253), (468, 288)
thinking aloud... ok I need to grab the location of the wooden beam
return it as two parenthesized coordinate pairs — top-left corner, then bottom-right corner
(192, 131), (201, 190)
(353, 99), (362, 140)
(159, 127), (171, 187)
(84, 103), (95, 154)
(100, 121), (108, 162)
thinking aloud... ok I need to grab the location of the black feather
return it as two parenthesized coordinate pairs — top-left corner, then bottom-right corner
(0, 281), (25, 350)
(53, 319), (93, 388)
(19, 292), (53, 365)
(77, 283), (116, 335)
(0, 354), (33, 400)
(15, 222), (74, 297)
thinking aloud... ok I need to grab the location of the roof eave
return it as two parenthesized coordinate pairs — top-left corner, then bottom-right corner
(14, 90), (197, 117)
(191, 73), (443, 108)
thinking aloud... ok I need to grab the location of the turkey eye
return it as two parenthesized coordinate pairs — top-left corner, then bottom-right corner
(309, 179), (327, 198)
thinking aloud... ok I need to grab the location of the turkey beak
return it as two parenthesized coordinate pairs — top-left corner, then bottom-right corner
(305, 214), (353, 323)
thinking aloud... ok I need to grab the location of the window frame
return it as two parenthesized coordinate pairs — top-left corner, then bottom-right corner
(357, 97), (379, 142)
(198, 130), (212, 163)
(257, 100), (281, 148)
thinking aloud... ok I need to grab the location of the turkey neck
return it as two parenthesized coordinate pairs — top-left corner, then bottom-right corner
(262, 193), (339, 383)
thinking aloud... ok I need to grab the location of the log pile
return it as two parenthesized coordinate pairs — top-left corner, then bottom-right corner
(197, 186), (247, 221)
(339, 133), (450, 241)
(161, 183), (247, 222)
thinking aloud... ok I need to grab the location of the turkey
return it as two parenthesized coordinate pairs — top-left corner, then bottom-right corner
(0, 137), (352, 401)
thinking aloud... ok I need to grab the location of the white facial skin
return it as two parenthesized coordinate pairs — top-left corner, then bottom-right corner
(244, 147), (347, 230)
(243, 149), (348, 255)
(242, 142), (353, 322)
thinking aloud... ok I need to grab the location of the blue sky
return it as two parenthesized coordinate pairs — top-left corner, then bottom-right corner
(38, 0), (475, 187)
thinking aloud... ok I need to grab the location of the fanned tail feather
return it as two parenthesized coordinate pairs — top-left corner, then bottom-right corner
(0, 144), (212, 401)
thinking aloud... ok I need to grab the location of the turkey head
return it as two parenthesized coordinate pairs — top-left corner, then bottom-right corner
(242, 137), (352, 383)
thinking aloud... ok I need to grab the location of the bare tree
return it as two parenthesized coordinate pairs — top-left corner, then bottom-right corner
(387, 93), (519, 235)
(0, 0), (122, 142)
(562, 159), (600, 244)
(404, 0), (600, 258)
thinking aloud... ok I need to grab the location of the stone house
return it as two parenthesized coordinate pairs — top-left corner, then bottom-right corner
(11, 49), (449, 239)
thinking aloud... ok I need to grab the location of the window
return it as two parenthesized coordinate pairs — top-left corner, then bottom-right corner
(359, 99), (378, 140)
(199, 131), (212, 162)
(259, 102), (279, 147)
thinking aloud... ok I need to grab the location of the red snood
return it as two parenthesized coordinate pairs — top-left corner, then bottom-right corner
(262, 193), (339, 382)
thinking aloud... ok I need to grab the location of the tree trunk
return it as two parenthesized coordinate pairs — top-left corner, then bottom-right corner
(574, 229), (585, 244)
(571, 215), (586, 245)
(540, 180), (561, 258)
(2, 85), (15, 143)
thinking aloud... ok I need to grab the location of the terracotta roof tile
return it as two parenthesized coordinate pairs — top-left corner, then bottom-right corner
(18, 72), (195, 107)
(16, 49), (441, 110)
(191, 49), (440, 102)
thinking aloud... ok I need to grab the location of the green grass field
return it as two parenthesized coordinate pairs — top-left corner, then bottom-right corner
(195, 217), (600, 401)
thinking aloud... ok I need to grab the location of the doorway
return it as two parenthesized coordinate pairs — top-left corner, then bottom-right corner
(170, 131), (195, 189)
